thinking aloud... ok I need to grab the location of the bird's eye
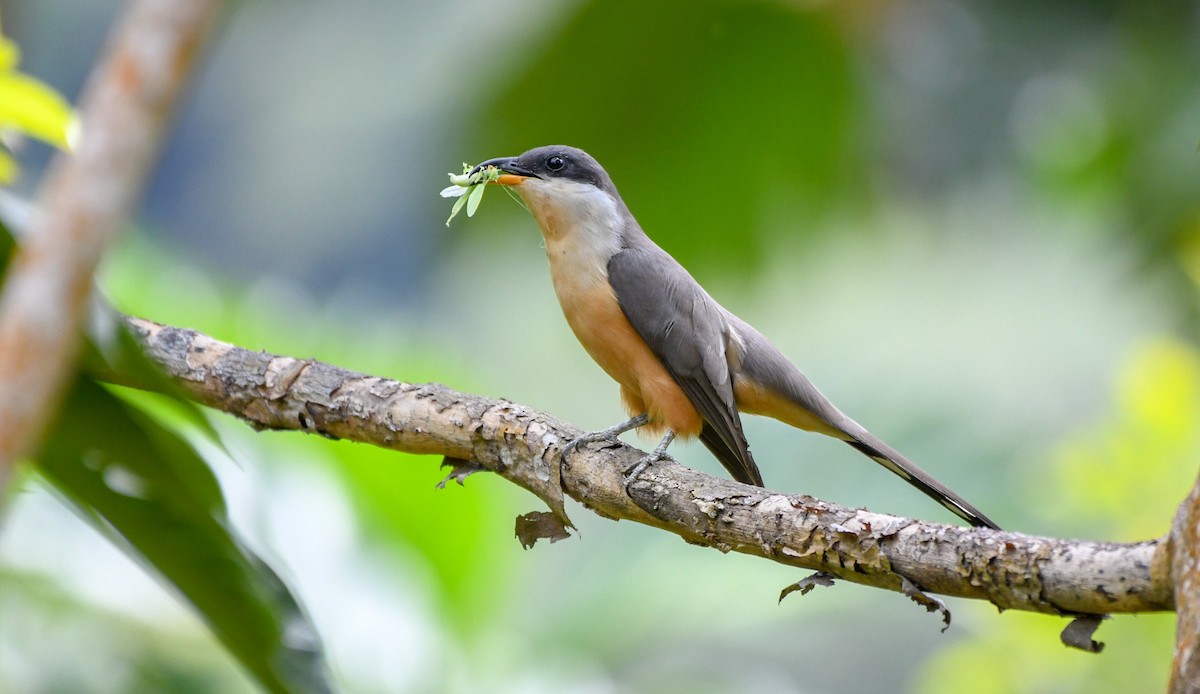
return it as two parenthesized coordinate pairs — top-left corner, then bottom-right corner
(546, 155), (566, 172)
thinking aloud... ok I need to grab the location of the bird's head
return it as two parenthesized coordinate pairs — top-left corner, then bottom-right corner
(472, 145), (625, 239)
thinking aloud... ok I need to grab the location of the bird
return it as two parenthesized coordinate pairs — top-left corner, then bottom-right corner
(469, 145), (1000, 529)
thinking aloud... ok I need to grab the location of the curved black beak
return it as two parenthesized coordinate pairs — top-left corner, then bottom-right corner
(470, 156), (538, 179)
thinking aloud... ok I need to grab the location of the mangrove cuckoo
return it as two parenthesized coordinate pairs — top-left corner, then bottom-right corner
(471, 145), (999, 529)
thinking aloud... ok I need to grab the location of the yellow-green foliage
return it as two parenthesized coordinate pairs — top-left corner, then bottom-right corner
(0, 17), (74, 182)
(1052, 339), (1200, 540)
(916, 339), (1196, 693)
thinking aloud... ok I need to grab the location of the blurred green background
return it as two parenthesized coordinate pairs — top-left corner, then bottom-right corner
(2, 0), (1199, 691)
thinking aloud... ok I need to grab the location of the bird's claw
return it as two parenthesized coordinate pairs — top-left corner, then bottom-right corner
(623, 452), (668, 490)
(561, 433), (618, 461)
(623, 429), (676, 491)
(561, 437), (586, 460)
(560, 414), (651, 463)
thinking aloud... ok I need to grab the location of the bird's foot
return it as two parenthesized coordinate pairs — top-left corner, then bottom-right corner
(561, 414), (650, 461)
(622, 453), (664, 488)
(623, 431), (676, 490)
(561, 432), (617, 460)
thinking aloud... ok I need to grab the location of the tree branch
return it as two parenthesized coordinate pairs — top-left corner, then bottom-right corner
(123, 316), (1175, 619)
(0, 0), (223, 491)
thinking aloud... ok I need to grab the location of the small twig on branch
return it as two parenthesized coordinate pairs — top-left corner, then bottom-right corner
(122, 316), (1175, 621)
(0, 0), (223, 492)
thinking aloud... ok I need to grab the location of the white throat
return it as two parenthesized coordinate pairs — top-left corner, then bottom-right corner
(520, 175), (624, 270)
(516, 178), (625, 291)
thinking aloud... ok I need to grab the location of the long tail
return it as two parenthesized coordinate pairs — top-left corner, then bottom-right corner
(844, 429), (1000, 529)
(726, 314), (1000, 529)
(699, 423), (764, 486)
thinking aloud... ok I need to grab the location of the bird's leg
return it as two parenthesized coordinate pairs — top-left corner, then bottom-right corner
(624, 430), (675, 488)
(561, 413), (649, 460)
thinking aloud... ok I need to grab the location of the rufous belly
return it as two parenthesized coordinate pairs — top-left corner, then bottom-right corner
(550, 269), (702, 438)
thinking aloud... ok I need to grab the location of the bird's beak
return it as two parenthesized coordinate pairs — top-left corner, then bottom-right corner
(471, 156), (537, 186)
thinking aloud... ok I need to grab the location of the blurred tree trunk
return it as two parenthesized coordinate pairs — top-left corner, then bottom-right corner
(1170, 472), (1200, 693)
(0, 0), (222, 498)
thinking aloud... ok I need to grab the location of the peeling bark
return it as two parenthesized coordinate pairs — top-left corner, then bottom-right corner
(125, 316), (1174, 618)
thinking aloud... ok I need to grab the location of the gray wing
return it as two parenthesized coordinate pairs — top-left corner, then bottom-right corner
(607, 247), (763, 486)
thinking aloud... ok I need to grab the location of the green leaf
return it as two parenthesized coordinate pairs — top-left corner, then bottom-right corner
(445, 187), (470, 226)
(466, 180), (487, 217)
(36, 378), (333, 694)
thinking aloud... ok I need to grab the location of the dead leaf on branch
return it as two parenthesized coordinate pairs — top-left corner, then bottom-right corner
(1061, 614), (1107, 653)
(437, 457), (486, 488)
(779, 572), (837, 603)
(900, 576), (952, 633)
(515, 511), (572, 549)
